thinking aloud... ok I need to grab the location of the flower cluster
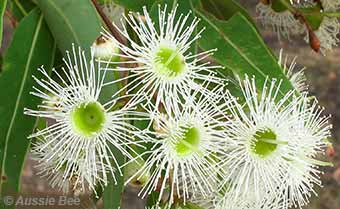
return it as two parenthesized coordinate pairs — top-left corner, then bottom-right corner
(256, 0), (340, 54)
(25, 4), (332, 209)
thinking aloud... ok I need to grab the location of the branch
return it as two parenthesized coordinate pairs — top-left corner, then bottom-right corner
(322, 12), (340, 18)
(91, 0), (125, 44)
(279, 0), (321, 52)
(5, 10), (18, 28)
(295, 13), (320, 52)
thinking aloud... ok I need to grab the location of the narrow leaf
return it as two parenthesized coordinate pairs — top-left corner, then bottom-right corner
(195, 11), (295, 97)
(113, 0), (154, 12)
(201, 0), (255, 24)
(0, 0), (7, 48)
(7, 0), (35, 20)
(103, 147), (125, 209)
(37, 0), (102, 54)
(0, 8), (56, 206)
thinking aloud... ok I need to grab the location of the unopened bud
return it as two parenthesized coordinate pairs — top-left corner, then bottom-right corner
(308, 30), (321, 52)
(92, 35), (119, 61)
(125, 158), (150, 188)
(326, 144), (335, 158)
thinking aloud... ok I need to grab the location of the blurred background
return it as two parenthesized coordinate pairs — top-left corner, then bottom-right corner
(1, 1), (339, 209)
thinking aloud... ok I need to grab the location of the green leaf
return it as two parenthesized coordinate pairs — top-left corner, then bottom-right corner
(300, 4), (324, 30)
(7, 0), (35, 20)
(0, 0), (7, 49)
(145, 191), (161, 208)
(271, 0), (289, 13)
(101, 78), (126, 209)
(100, 67), (127, 209)
(195, 11), (295, 97)
(0, 8), (56, 204)
(0, 53), (2, 72)
(36, 0), (102, 54)
(201, 0), (254, 24)
(99, 67), (122, 105)
(113, 0), (154, 12)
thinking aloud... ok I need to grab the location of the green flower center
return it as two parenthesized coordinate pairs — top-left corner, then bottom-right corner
(175, 126), (201, 156)
(251, 128), (278, 157)
(71, 102), (106, 137)
(154, 46), (186, 78)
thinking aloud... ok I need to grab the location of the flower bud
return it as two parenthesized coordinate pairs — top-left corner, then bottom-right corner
(92, 35), (119, 61)
(308, 30), (321, 52)
(124, 158), (150, 188)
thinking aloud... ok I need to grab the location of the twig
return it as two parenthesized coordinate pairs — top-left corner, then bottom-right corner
(5, 10), (18, 28)
(279, 0), (321, 52)
(91, 0), (125, 44)
(91, 0), (131, 100)
(294, 13), (320, 52)
(14, 0), (28, 16)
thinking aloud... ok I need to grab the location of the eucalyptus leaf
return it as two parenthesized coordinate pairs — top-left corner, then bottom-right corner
(103, 147), (125, 209)
(113, 0), (154, 12)
(201, 0), (255, 25)
(300, 4), (324, 30)
(7, 0), (35, 20)
(37, 0), (102, 54)
(0, 8), (56, 205)
(0, 0), (7, 49)
(194, 11), (295, 97)
(145, 191), (161, 208)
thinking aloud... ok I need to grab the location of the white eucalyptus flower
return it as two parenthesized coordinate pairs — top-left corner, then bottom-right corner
(288, 0), (340, 10)
(126, 86), (230, 205)
(148, 202), (209, 209)
(278, 95), (332, 208)
(102, 5), (222, 110)
(220, 77), (332, 209)
(32, 138), (71, 194)
(186, 182), (281, 209)
(32, 136), (107, 194)
(145, 176), (218, 209)
(304, 17), (340, 54)
(256, 2), (304, 40)
(25, 46), (147, 191)
(146, 203), (183, 209)
(321, 0), (340, 11)
(192, 168), (285, 209)
(278, 50), (307, 93)
(215, 192), (282, 209)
